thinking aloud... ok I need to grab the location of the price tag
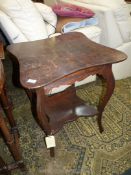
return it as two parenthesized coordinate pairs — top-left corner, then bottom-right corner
(45, 135), (56, 149)
(27, 79), (37, 84)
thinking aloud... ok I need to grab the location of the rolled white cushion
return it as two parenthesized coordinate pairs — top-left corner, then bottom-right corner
(0, 10), (28, 43)
(0, 0), (48, 41)
(34, 3), (57, 36)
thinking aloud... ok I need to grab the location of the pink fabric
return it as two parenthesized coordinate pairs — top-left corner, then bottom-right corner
(52, 3), (95, 18)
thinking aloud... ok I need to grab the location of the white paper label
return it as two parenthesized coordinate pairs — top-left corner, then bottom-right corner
(27, 79), (37, 84)
(45, 136), (56, 149)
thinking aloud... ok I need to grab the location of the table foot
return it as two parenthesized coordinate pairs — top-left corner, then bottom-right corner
(97, 113), (104, 133)
(50, 147), (55, 157)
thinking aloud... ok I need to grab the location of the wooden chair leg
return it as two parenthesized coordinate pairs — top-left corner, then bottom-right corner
(0, 156), (11, 175)
(0, 85), (17, 131)
(0, 113), (23, 167)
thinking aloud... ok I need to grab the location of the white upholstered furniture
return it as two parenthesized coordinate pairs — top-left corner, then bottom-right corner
(0, 0), (102, 93)
(45, 0), (131, 80)
(0, 0), (101, 43)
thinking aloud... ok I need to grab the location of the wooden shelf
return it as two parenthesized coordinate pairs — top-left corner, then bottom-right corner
(45, 87), (98, 134)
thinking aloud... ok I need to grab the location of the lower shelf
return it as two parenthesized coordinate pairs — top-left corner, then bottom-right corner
(45, 86), (98, 134)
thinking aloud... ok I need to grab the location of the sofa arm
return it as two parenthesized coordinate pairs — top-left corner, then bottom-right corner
(0, 11), (28, 44)
(34, 2), (57, 35)
(60, 0), (124, 48)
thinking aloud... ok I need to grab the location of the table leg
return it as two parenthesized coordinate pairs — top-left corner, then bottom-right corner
(35, 88), (55, 157)
(97, 65), (115, 133)
(26, 89), (34, 103)
(35, 88), (51, 134)
(50, 147), (55, 157)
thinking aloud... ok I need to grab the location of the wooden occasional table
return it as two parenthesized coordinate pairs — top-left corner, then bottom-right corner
(0, 43), (24, 174)
(7, 33), (127, 157)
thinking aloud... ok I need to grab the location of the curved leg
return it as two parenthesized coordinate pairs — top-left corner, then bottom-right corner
(97, 65), (115, 133)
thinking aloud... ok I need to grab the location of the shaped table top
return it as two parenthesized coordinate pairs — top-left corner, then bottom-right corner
(7, 32), (127, 89)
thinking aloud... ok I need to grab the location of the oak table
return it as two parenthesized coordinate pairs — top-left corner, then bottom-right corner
(7, 32), (127, 157)
(0, 43), (24, 174)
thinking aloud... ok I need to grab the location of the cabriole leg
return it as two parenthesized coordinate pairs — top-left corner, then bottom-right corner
(97, 65), (115, 133)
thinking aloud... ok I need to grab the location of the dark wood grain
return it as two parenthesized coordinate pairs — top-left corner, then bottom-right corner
(7, 32), (126, 89)
(0, 42), (4, 59)
(0, 43), (24, 174)
(7, 32), (127, 157)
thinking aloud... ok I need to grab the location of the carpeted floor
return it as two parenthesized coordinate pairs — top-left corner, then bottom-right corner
(0, 59), (131, 175)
